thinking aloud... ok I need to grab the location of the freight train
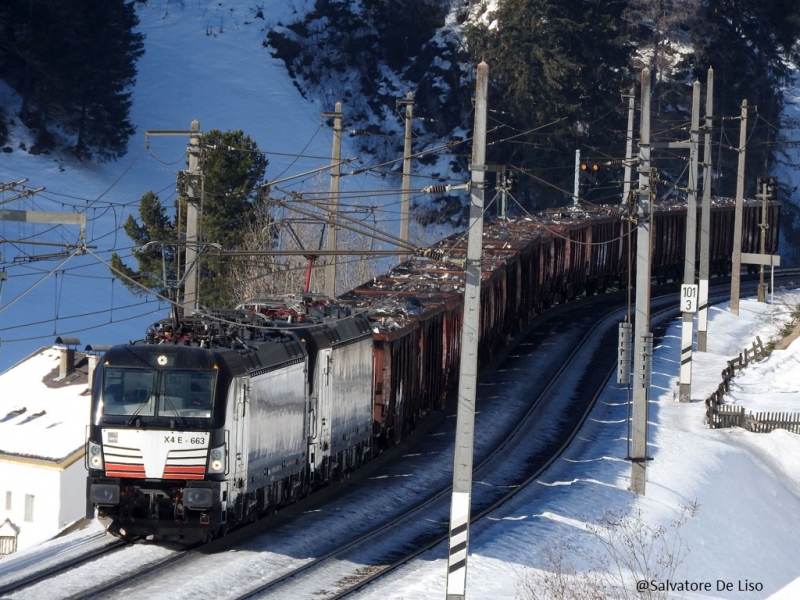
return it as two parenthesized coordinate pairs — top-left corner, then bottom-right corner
(86, 196), (779, 541)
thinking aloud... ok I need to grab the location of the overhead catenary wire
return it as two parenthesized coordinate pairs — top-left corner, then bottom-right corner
(0, 251), (77, 314)
(0, 295), (166, 334)
(0, 303), (167, 343)
(83, 246), (452, 334)
(269, 187), (428, 252)
(2, 85), (658, 343)
(1, 116), (374, 337)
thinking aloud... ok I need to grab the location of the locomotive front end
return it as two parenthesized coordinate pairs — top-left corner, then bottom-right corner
(86, 344), (230, 541)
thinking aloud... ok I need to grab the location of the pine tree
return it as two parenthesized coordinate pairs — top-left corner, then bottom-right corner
(194, 129), (269, 307)
(0, 0), (144, 160)
(111, 130), (269, 309)
(691, 0), (800, 199)
(466, 0), (633, 207)
(110, 191), (178, 299)
(64, 0), (145, 161)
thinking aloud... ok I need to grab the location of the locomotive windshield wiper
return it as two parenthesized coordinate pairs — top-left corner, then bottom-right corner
(159, 393), (187, 429)
(125, 397), (150, 427)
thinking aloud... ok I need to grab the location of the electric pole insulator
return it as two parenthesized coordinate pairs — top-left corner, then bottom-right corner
(617, 322), (633, 384)
(638, 332), (653, 389)
(757, 176), (777, 201)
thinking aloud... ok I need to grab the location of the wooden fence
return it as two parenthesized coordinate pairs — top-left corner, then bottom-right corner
(705, 336), (800, 434)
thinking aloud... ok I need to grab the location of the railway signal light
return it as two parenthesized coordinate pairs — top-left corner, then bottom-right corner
(580, 163), (601, 181)
(579, 163), (601, 197)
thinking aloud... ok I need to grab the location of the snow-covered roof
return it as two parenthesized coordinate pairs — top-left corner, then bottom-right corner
(0, 346), (91, 464)
(0, 518), (20, 537)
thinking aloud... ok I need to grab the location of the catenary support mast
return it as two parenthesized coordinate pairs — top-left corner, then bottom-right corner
(323, 102), (343, 298)
(144, 121), (202, 316)
(622, 87), (636, 205)
(697, 68), (714, 351)
(679, 80), (701, 402)
(184, 120), (202, 314)
(730, 99), (748, 315)
(630, 69), (652, 496)
(398, 92), (414, 259)
(446, 61), (487, 600)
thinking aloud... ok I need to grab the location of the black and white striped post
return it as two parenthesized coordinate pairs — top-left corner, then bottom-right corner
(679, 80), (701, 403)
(445, 61), (487, 600)
(630, 68), (652, 496)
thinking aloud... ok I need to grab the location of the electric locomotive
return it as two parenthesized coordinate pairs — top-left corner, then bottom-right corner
(86, 298), (374, 541)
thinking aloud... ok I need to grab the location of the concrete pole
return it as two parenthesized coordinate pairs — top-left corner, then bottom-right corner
(630, 69), (652, 496)
(697, 68), (714, 352)
(324, 102), (343, 298)
(399, 92), (414, 258)
(758, 180), (769, 302)
(499, 170), (508, 219)
(446, 61), (487, 600)
(730, 99), (748, 315)
(679, 81), (701, 402)
(183, 120), (202, 315)
(623, 87), (636, 205)
(574, 149), (581, 206)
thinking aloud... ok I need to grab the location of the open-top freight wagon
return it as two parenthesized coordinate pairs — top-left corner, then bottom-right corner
(86, 197), (778, 540)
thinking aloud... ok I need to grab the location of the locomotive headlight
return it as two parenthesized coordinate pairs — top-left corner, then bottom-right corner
(184, 487), (213, 509)
(208, 443), (226, 474)
(88, 441), (104, 469)
(89, 484), (119, 505)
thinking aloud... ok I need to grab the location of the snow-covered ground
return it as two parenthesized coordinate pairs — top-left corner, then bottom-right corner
(344, 293), (800, 600)
(2, 291), (799, 600)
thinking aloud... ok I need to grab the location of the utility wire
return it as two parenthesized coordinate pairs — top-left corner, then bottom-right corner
(1, 305), (166, 343)
(0, 252), (77, 314)
(0, 297), (163, 333)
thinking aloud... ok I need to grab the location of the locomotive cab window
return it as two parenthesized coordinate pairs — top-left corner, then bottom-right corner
(161, 371), (214, 418)
(101, 368), (215, 421)
(102, 370), (157, 416)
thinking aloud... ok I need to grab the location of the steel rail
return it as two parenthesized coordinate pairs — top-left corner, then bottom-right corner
(13, 273), (796, 600)
(322, 277), (797, 599)
(0, 534), (129, 596)
(227, 289), (673, 599)
(235, 276), (798, 599)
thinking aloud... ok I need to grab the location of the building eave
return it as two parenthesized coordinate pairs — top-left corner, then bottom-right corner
(0, 446), (84, 470)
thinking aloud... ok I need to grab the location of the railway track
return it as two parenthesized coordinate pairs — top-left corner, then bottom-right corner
(0, 532), (127, 597)
(1, 287), (622, 599)
(0, 535), (194, 599)
(88, 290), (685, 598)
(224, 277), (795, 599)
(4, 274), (796, 600)
(227, 299), (627, 599)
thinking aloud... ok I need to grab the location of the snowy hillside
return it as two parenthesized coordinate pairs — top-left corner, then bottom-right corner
(0, 0), (464, 373)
